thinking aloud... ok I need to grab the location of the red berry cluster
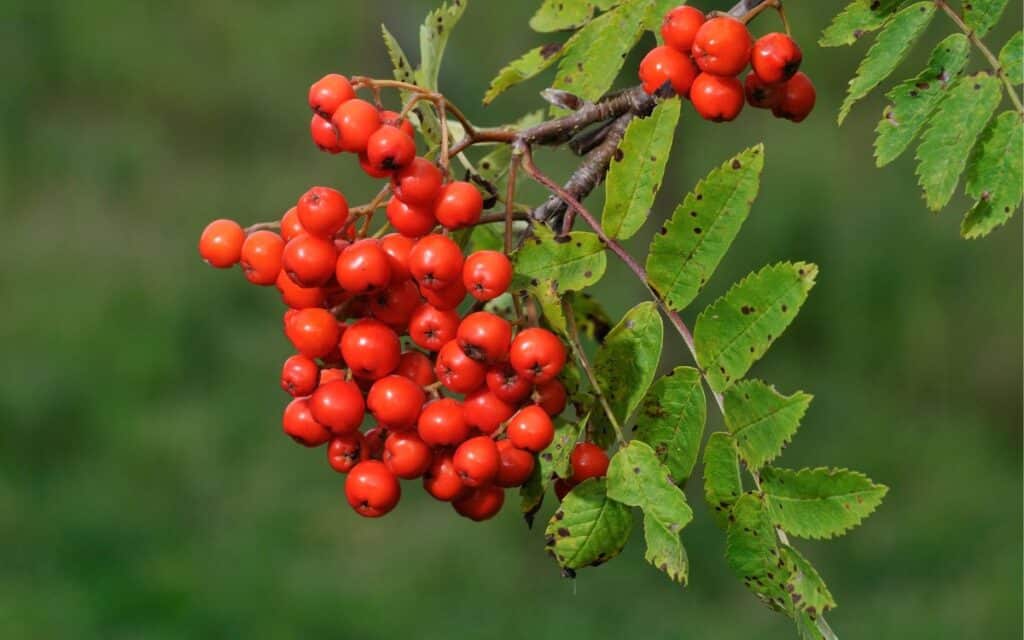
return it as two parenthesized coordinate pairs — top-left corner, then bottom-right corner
(638, 6), (816, 123)
(197, 73), (610, 521)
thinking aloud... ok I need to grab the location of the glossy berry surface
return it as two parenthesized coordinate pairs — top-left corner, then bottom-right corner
(341, 319), (401, 380)
(392, 157), (444, 207)
(569, 442), (610, 485)
(435, 340), (487, 394)
(297, 186), (349, 238)
(744, 71), (782, 109)
(507, 405), (555, 453)
(751, 32), (802, 85)
(423, 452), (467, 502)
(283, 398), (331, 447)
(310, 379), (365, 434)
(772, 71), (816, 123)
(285, 308), (341, 359)
(691, 72), (745, 122)
(661, 5), (705, 53)
(434, 181), (484, 229)
(345, 460), (401, 518)
(366, 125), (417, 172)
(281, 354), (320, 397)
(457, 311), (512, 364)
(383, 431), (432, 479)
(692, 16), (752, 76)
(495, 440), (535, 488)
(199, 219), (246, 268)
(367, 374), (425, 431)
(282, 233), (338, 287)
(453, 435), (500, 488)
(453, 485), (504, 521)
(386, 197), (437, 238)
(463, 250), (513, 301)
(336, 239), (392, 293)
(326, 433), (367, 473)
(509, 328), (567, 384)
(331, 99), (381, 154)
(409, 234), (464, 291)
(417, 398), (470, 447)
(639, 45), (699, 97)
(308, 73), (355, 117)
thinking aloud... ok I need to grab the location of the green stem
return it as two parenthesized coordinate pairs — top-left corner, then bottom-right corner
(562, 297), (626, 445)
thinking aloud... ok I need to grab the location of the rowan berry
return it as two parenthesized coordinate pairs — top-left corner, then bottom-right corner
(396, 350), (437, 387)
(408, 303), (460, 352)
(239, 231), (285, 285)
(751, 32), (802, 85)
(345, 460), (401, 518)
(435, 340), (487, 394)
(771, 72), (816, 123)
(366, 125), (417, 172)
(281, 354), (320, 397)
(494, 439), (535, 487)
(486, 365), (534, 405)
(308, 73), (355, 118)
(309, 379), (365, 434)
(385, 197), (437, 238)
(639, 45), (699, 96)
(283, 397), (331, 447)
(368, 279), (421, 329)
(434, 181), (484, 229)
(509, 328), (567, 384)
(282, 233), (338, 287)
(285, 308), (341, 359)
(383, 431), (433, 479)
(379, 233), (416, 284)
(453, 436), (500, 488)
(534, 379), (567, 416)
(744, 71), (782, 109)
(335, 239), (392, 293)
(457, 311), (512, 364)
(569, 442), (610, 485)
(409, 233), (464, 291)
(359, 152), (393, 179)
(462, 388), (515, 434)
(327, 432), (367, 473)
(417, 398), (470, 447)
(297, 186), (349, 238)
(199, 219), (246, 268)
(380, 110), (416, 138)
(279, 206), (305, 242)
(310, 114), (342, 153)
(392, 157), (443, 207)
(341, 318), (401, 380)
(423, 451), (468, 502)
(276, 270), (326, 309)
(367, 374), (426, 431)
(419, 278), (467, 311)
(332, 98), (381, 154)
(453, 485), (504, 521)
(690, 72), (745, 122)
(362, 426), (389, 459)
(692, 16), (752, 76)
(662, 5), (705, 53)
(507, 405), (555, 453)
(463, 250), (513, 302)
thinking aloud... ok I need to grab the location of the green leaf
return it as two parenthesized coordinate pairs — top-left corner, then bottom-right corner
(550, 2), (649, 110)
(915, 73), (1002, 211)
(963, 0), (1009, 38)
(838, 2), (936, 124)
(725, 493), (793, 612)
(962, 110), (1023, 238)
(602, 99), (681, 240)
(530, 0), (607, 32)
(521, 415), (587, 524)
(545, 478), (634, 569)
(782, 546), (837, 616)
(694, 262), (818, 393)
(514, 224), (607, 293)
(999, 31), (1023, 86)
(484, 44), (566, 105)
(724, 380), (813, 471)
(476, 110), (545, 186)
(819, 2), (890, 48)
(795, 612), (826, 640)
(593, 302), (664, 430)
(703, 432), (743, 529)
(417, 0), (469, 91)
(634, 367), (707, 484)
(647, 145), (765, 312)
(874, 34), (971, 167)
(607, 441), (694, 584)
(381, 25), (418, 88)
(760, 466), (889, 540)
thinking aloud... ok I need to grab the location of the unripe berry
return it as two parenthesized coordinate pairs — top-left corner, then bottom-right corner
(297, 186), (349, 238)
(392, 157), (444, 207)
(751, 32), (802, 85)
(345, 460), (401, 518)
(386, 197), (437, 238)
(639, 45), (699, 97)
(463, 250), (513, 302)
(692, 16), (752, 76)
(453, 485), (504, 521)
(366, 125), (417, 172)
(331, 99), (381, 154)
(690, 72), (745, 122)
(199, 219), (245, 268)
(434, 181), (484, 229)
(240, 231), (285, 286)
(661, 5), (705, 53)
(308, 73), (355, 118)
(771, 72), (816, 123)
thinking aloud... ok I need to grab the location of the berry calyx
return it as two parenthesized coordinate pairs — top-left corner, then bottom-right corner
(744, 71), (782, 109)
(409, 303), (461, 352)
(366, 125), (417, 172)
(326, 432), (367, 473)
(435, 340), (488, 394)
(409, 233), (464, 291)
(457, 311), (512, 364)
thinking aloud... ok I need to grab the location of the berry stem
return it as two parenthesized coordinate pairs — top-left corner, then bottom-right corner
(244, 221), (281, 234)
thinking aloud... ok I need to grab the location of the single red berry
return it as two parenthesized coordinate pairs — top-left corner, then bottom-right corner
(286, 309), (341, 359)
(534, 379), (567, 416)
(569, 442), (610, 485)
(554, 478), (572, 501)
(366, 125), (417, 173)
(280, 206), (305, 242)
(345, 460), (401, 518)
(662, 5), (705, 53)
(744, 71), (782, 109)
(396, 350), (437, 387)
(463, 388), (515, 434)
(435, 340), (487, 394)
(359, 152), (393, 179)
(690, 72), (745, 122)
(434, 181), (484, 229)
(276, 270), (326, 309)
(457, 311), (512, 364)
(379, 233), (416, 284)
(408, 303), (460, 352)
(240, 230), (285, 286)
(509, 328), (567, 384)
(463, 250), (513, 302)
(281, 354), (320, 397)
(417, 398), (470, 447)
(409, 233), (464, 291)
(310, 114), (342, 153)
(494, 439), (535, 488)
(751, 32), (802, 85)
(199, 219), (246, 268)
(420, 278), (467, 311)
(331, 98), (381, 154)
(771, 72), (816, 123)
(423, 451), (469, 502)
(453, 435), (500, 488)
(383, 431), (433, 479)
(507, 405), (555, 453)
(692, 16), (753, 76)
(392, 157), (444, 207)
(367, 374), (426, 431)
(297, 186), (349, 238)
(362, 426), (389, 459)
(639, 45), (699, 96)
(335, 239), (392, 293)
(380, 109), (416, 138)
(453, 485), (504, 521)
(367, 279), (421, 329)
(309, 379), (365, 434)
(341, 318), (401, 380)
(283, 397), (331, 447)
(308, 73), (355, 118)
(486, 365), (534, 405)
(282, 233), (338, 287)
(326, 432), (367, 473)
(386, 197), (437, 238)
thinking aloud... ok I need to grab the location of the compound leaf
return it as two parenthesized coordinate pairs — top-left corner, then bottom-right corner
(545, 478), (633, 569)
(963, 0), (1009, 38)
(724, 379), (813, 471)
(514, 224), (606, 292)
(999, 31), (1023, 86)
(962, 110), (1023, 238)
(703, 432), (743, 529)
(634, 366), (707, 484)
(593, 302), (664, 430)
(819, 2), (891, 48)
(760, 466), (889, 540)
(484, 44), (566, 105)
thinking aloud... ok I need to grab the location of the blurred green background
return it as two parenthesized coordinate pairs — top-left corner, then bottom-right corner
(2, 1), (1021, 638)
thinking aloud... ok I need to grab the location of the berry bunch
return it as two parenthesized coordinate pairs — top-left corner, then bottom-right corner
(639, 5), (815, 123)
(197, 73), (610, 521)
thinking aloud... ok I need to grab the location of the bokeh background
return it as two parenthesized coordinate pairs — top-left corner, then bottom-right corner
(2, 1), (1021, 638)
